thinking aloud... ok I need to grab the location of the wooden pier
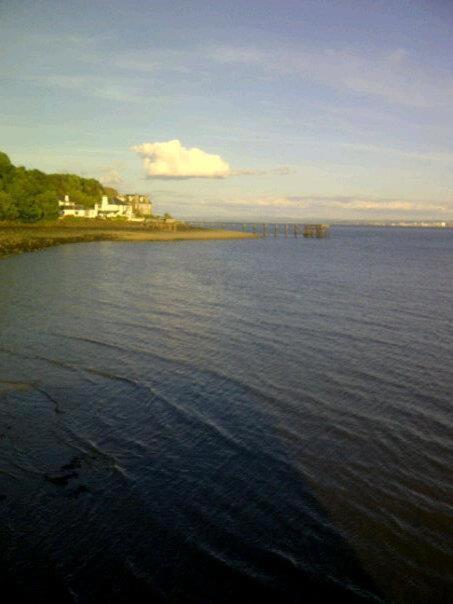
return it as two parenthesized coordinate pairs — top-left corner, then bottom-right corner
(189, 222), (330, 238)
(303, 224), (330, 238)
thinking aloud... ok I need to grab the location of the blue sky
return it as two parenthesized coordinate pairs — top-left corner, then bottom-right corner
(1, 0), (453, 220)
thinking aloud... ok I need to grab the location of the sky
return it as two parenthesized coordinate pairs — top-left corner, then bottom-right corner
(1, 0), (453, 221)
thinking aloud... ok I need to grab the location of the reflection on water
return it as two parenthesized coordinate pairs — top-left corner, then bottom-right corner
(0, 228), (452, 602)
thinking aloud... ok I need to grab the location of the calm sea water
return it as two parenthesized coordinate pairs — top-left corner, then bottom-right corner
(0, 227), (452, 603)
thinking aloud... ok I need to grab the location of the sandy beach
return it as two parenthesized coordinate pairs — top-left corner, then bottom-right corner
(0, 223), (255, 258)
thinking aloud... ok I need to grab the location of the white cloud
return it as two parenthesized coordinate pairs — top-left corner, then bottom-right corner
(151, 191), (451, 221)
(132, 140), (231, 179)
(132, 140), (297, 179)
(285, 195), (448, 212)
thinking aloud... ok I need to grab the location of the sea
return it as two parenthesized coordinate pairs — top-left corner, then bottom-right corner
(0, 226), (452, 603)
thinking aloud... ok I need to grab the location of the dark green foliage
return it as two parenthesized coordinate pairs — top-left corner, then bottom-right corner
(35, 191), (59, 220)
(0, 191), (18, 220)
(0, 152), (13, 180)
(16, 199), (43, 222)
(103, 186), (118, 198)
(0, 151), (117, 222)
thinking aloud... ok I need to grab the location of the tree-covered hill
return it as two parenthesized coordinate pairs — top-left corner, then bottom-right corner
(0, 152), (117, 222)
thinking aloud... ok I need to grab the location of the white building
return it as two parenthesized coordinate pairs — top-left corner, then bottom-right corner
(58, 194), (147, 221)
(58, 195), (95, 218)
(117, 194), (152, 217)
(94, 195), (133, 219)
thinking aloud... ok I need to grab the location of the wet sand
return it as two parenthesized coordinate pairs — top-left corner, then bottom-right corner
(0, 224), (255, 258)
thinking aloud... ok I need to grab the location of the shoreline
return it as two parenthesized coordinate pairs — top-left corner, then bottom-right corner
(0, 224), (255, 259)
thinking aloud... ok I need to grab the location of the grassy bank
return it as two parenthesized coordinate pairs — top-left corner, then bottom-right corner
(0, 221), (254, 258)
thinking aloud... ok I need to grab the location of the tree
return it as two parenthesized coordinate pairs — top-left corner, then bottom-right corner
(68, 190), (93, 207)
(17, 199), (43, 222)
(35, 191), (59, 220)
(0, 191), (18, 220)
(0, 149), (118, 221)
(103, 186), (118, 198)
(0, 152), (13, 177)
(0, 152), (15, 191)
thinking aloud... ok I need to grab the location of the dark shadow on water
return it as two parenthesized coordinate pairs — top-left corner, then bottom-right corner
(0, 368), (385, 604)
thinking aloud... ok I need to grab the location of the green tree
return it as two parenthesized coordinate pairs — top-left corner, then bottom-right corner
(35, 191), (59, 219)
(17, 199), (43, 222)
(0, 149), (119, 221)
(0, 152), (13, 176)
(0, 152), (15, 192)
(68, 190), (93, 207)
(0, 191), (18, 220)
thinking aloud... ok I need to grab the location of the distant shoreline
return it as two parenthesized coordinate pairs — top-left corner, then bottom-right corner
(188, 221), (452, 229)
(0, 223), (255, 259)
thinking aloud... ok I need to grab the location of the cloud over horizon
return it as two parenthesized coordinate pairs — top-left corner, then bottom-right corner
(131, 140), (297, 180)
(149, 190), (451, 221)
(214, 195), (449, 214)
(132, 140), (232, 179)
